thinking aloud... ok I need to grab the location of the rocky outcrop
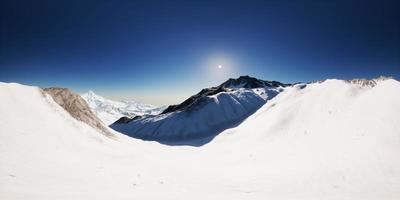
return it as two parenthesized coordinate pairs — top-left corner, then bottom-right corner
(346, 76), (393, 87)
(161, 87), (230, 114)
(113, 116), (143, 124)
(43, 88), (113, 137)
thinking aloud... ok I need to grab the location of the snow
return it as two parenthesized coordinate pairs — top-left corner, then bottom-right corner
(110, 87), (281, 145)
(81, 90), (166, 125)
(1, 79), (400, 199)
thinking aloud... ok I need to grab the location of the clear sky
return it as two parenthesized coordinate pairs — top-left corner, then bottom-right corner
(1, 0), (399, 105)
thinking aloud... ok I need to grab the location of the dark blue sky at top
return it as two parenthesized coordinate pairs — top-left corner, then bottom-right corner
(1, 0), (399, 105)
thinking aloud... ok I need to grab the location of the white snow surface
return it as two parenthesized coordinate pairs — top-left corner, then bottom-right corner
(81, 90), (166, 125)
(111, 87), (281, 145)
(1, 79), (400, 200)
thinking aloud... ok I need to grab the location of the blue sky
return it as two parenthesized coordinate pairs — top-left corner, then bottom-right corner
(1, 0), (399, 105)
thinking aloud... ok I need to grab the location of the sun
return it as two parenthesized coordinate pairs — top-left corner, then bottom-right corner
(218, 65), (222, 69)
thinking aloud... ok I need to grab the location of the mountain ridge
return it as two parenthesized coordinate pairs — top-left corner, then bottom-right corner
(110, 75), (288, 145)
(43, 87), (112, 137)
(161, 75), (290, 114)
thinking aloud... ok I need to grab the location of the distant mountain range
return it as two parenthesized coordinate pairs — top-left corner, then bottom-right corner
(81, 91), (166, 125)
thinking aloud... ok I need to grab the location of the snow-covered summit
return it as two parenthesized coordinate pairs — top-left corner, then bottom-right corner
(111, 76), (288, 145)
(220, 75), (291, 88)
(81, 91), (166, 125)
(161, 75), (289, 114)
(83, 90), (107, 103)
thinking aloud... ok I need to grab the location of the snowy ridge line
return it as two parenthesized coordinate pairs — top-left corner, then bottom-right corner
(307, 75), (395, 87)
(161, 75), (289, 114)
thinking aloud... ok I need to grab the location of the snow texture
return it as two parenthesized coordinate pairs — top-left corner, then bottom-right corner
(1, 78), (400, 200)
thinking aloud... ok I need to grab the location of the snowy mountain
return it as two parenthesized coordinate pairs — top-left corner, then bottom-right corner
(110, 76), (289, 145)
(1, 77), (400, 200)
(81, 91), (166, 125)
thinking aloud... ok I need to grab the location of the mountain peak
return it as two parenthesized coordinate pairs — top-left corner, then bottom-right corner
(87, 90), (96, 95)
(82, 90), (105, 102)
(220, 75), (290, 89)
(160, 76), (289, 115)
(85, 90), (99, 97)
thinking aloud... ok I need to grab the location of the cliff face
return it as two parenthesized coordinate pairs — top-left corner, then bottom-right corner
(43, 88), (113, 137)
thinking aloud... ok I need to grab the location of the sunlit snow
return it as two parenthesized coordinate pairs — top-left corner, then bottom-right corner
(1, 78), (400, 199)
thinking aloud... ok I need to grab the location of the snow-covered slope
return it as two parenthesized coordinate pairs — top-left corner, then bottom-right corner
(1, 78), (400, 200)
(110, 76), (287, 145)
(208, 77), (400, 199)
(81, 91), (165, 125)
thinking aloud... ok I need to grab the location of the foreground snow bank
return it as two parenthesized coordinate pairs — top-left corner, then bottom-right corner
(1, 79), (400, 200)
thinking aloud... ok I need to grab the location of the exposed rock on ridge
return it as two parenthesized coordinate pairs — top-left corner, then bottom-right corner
(161, 75), (289, 114)
(346, 76), (393, 87)
(43, 88), (113, 137)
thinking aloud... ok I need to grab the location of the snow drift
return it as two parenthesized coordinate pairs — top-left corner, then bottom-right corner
(1, 77), (400, 200)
